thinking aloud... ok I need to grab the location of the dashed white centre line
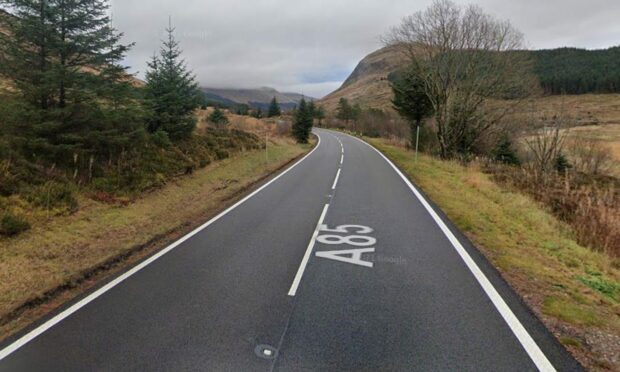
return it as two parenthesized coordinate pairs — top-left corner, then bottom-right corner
(288, 204), (330, 296)
(332, 169), (341, 190)
(288, 133), (344, 296)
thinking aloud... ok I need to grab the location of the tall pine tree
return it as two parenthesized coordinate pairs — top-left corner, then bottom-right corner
(314, 106), (325, 127)
(307, 100), (316, 120)
(144, 19), (202, 140)
(292, 98), (312, 143)
(336, 97), (354, 125)
(267, 96), (281, 117)
(390, 66), (434, 148)
(0, 0), (142, 167)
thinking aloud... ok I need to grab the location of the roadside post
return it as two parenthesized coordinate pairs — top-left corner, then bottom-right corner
(415, 125), (420, 163)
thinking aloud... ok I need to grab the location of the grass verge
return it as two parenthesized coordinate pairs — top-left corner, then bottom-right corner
(368, 137), (620, 371)
(0, 136), (312, 341)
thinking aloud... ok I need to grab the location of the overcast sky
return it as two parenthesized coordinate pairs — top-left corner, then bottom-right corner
(110, 0), (620, 98)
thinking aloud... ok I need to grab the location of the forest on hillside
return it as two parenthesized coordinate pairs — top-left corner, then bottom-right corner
(529, 47), (620, 95)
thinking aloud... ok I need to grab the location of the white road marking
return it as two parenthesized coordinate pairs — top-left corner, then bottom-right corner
(288, 203), (330, 296)
(340, 131), (556, 372)
(331, 133), (344, 153)
(0, 134), (324, 362)
(332, 169), (341, 190)
(316, 248), (375, 268)
(340, 154), (344, 165)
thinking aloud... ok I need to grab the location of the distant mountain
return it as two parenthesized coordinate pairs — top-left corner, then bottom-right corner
(201, 87), (315, 110)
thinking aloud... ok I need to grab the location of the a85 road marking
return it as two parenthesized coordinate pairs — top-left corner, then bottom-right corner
(315, 224), (376, 268)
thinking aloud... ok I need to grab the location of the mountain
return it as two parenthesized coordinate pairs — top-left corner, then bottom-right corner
(319, 45), (407, 112)
(320, 45), (620, 113)
(202, 87), (314, 110)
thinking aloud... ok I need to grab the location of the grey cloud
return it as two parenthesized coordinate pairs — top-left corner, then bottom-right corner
(111, 0), (620, 98)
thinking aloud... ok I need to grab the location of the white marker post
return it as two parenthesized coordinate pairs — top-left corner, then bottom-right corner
(415, 125), (420, 163)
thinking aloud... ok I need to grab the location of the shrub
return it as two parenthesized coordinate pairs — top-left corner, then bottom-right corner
(199, 158), (211, 168)
(0, 164), (19, 196)
(25, 181), (78, 213)
(0, 212), (31, 237)
(554, 153), (572, 173)
(492, 137), (521, 166)
(215, 149), (229, 160)
(208, 108), (229, 127)
(152, 130), (172, 148)
(486, 163), (619, 256)
(566, 138), (614, 176)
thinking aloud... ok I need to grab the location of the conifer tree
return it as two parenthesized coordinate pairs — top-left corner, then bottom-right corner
(144, 19), (202, 140)
(307, 100), (316, 119)
(292, 98), (312, 143)
(314, 106), (326, 127)
(492, 136), (521, 166)
(390, 66), (434, 148)
(208, 107), (229, 127)
(267, 96), (281, 117)
(336, 98), (351, 123)
(0, 0), (142, 166)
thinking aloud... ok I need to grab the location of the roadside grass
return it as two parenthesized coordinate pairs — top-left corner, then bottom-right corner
(0, 137), (311, 338)
(367, 138), (620, 369)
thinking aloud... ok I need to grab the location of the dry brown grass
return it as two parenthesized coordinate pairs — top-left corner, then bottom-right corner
(195, 109), (292, 138)
(0, 138), (310, 338)
(508, 95), (620, 127)
(565, 124), (620, 177)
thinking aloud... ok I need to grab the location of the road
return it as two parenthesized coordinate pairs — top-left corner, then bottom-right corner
(0, 129), (581, 371)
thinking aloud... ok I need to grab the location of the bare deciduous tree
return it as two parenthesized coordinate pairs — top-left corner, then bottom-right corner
(384, 0), (538, 159)
(524, 113), (570, 178)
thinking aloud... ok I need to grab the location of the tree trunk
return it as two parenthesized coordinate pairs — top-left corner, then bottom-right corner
(59, 0), (67, 108)
(39, 0), (48, 110)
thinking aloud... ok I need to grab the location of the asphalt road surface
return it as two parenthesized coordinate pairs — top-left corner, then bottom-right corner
(0, 129), (581, 371)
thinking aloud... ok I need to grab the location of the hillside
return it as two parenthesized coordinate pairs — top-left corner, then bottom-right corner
(319, 45), (406, 112)
(202, 86), (313, 110)
(528, 47), (620, 94)
(320, 45), (620, 112)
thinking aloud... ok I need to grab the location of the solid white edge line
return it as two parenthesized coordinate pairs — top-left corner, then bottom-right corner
(332, 169), (342, 190)
(0, 133), (324, 362)
(288, 203), (330, 296)
(339, 131), (556, 372)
